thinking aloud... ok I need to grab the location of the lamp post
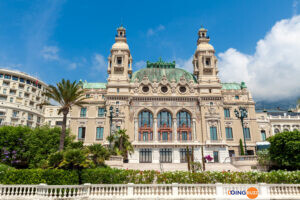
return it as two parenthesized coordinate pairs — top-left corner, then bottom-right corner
(104, 105), (119, 149)
(234, 107), (248, 155)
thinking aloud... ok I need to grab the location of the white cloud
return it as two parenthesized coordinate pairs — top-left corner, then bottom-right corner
(135, 60), (146, 70)
(176, 56), (194, 72)
(68, 62), (77, 70)
(294, 0), (299, 16)
(92, 53), (107, 72)
(41, 46), (59, 61)
(147, 25), (165, 36)
(218, 15), (300, 101)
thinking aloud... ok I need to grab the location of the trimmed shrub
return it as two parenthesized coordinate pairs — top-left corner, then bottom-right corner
(0, 169), (78, 185)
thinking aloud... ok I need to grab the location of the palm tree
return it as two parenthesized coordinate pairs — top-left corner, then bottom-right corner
(44, 79), (86, 151)
(107, 129), (134, 161)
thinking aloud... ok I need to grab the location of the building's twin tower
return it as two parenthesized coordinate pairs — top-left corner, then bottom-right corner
(107, 26), (220, 88)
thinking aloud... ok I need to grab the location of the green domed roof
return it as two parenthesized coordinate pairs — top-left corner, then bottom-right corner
(131, 58), (197, 83)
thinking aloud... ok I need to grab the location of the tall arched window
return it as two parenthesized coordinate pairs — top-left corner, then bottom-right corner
(177, 111), (192, 141)
(158, 110), (172, 141)
(138, 110), (153, 141)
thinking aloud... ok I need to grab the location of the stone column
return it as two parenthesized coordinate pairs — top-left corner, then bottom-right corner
(173, 148), (180, 163)
(152, 148), (159, 163)
(134, 118), (138, 141)
(192, 119), (196, 141)
(154, 118), (158, 141)
(173, 118), (177, 142)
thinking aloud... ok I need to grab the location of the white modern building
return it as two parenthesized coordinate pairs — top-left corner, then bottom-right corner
(0, 69), (48, 127)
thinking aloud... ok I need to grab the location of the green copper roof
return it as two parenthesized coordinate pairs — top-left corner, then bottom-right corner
(79, 80), (106, 89)
(131, 67), (197, 83)
(131, 58), (196, 83)
(222, 82), (247, 90)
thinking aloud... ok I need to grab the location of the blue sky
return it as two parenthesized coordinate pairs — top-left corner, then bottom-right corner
(0, 0), (299, 100)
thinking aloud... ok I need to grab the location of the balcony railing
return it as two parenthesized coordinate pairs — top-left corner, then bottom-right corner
(0, 183), (299, 199)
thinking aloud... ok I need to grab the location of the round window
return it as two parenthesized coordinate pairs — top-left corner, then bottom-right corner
(161, 86), (168, 93)
(179, 86), (186, 93)
(142, 86), (149, 93)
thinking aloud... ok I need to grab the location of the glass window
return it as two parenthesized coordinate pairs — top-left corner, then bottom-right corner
(0, 74), (3, 78)
(213, 151), (219, 163)
(244, 128), (251, 139)
(117, 88), (119, 93)
(96, 127), (104, 140)
(80, 108), (87, 117)
(142, 132), (148, 141)
(98, 107), (105, 117)
(177, 111), (191, 128)
(162, 132), (168, 141)
(159, 148), (172, 163)
(117, 57), (122, 65)
(274, 128), (280, 134)
(180, 148), (192, 163)
(139, 110), (153, 127)
(226, 127), (233, 139)
(181, 132), (188, 140)
(139, 149), (152, 163)
(78, 127), (86, 139)
(224, 108), (230, 118)
(210, 126), (218, 140)
(38, 84), (41, 89)
(86, 94), (90, 98)
(9, 97), (13, 102)
(3, 89), (7, 94)
(235, 95), (239, 99)
(37, 117), (41, 123)
(158, 111), (172, 128)
(12, 110), (18, 117)
(4, 75), (11, 79)
(12, 76), (18, 81)
(26, 80), (31, 85)
(19, 78), (25, 83)
(261, 130), (266, 141)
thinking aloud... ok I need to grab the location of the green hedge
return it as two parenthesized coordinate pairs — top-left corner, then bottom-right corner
(81, 168), (156, 184)
(81, 169), (300, 184)
(0, 167), (299, 184)
(0, 169), (78, 185)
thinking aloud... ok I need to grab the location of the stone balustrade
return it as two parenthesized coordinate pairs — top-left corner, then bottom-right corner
(0, 183), (299, 199)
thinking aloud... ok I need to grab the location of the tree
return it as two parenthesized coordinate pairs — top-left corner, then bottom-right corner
(239, 139), (245, 155)
(257, 149), (271, 171)
(267, 130), (300, 170)
(88, 144), (110, 166)
(107, 129), (134, 161)
(44, 79), (86, 151)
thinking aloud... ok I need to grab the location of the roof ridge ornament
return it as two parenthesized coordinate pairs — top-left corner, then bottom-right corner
(146, 58), (176, 69)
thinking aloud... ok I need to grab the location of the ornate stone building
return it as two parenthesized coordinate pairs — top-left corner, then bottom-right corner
(69, 26), (261, 164)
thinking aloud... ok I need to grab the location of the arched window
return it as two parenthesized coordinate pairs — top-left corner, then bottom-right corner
(274, 128), (280, 134)
(158, 110), (172, 141)
(138, 110), (153, 141)
(177, 111), (192, 141)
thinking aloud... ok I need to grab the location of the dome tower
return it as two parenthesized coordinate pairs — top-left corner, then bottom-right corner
(107, 26), (133, 93)
(192, 27), (220, 84)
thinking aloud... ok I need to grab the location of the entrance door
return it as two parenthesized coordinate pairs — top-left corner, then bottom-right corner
(213, 151), (219, 163)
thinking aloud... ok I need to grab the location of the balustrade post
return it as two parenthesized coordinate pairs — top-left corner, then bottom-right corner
(215, 183), (223, 200)
(128, 183), (134, 197)
(259, 183), (270, 199)
(84, 183), (91, 197)
(172, 183), (178, 196)
(37, 183), (47, 197)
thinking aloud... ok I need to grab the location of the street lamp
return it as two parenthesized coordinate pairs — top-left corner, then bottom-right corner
(234, 107), (248, 155)
(104, 105), (119, 148)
